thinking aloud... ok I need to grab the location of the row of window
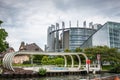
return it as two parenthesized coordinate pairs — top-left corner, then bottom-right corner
(110, 37), (120, 41)
(110, 44), (120, 48)
(69, 42), (83, 46)
(69, 46), (80, 50)
(69, 38), (86, 41)
(70, 31), (93, 34)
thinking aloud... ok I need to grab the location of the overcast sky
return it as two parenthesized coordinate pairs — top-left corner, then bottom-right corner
(0, 0), (120, 51)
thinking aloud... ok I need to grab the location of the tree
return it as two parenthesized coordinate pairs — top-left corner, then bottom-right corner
(64, 49), (71, 52)
(84, 46), (120, 67)
(74, 47), (82, 52)
(33, 55), (43, 64)
(0, 20), (8, 52)
(84, 46), (110, 60)
(0, 20), (3, 27)
(41, 56), (49, 65)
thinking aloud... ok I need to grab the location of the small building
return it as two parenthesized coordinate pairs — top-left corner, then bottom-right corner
(19, 42), (43, 52)
(13, 42), (43, 64)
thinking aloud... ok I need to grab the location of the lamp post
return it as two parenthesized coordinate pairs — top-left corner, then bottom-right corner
(97, 54), (101, 70)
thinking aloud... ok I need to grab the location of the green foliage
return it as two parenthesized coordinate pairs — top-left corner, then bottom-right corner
(64, 49), (71, 52)
(48, 59), (55, 65)
(0, 20), (3, 26)
(0, 28), (8, 52)
(109, 65), (120, 73)
(102, 65), (113, 70)
(74, 47), (82, 52)
(33, 55), (43, 60)
(64, 48), (83, 65)
(38, 68), (47, 75)
(41, 56), (64, 66)
(0, 20), (8, 52)
(55, 57), (64, 65)
(33, 55), (43, 64)
(84, 46), (110, 55)
(84, 46), (120, 67)
(23, 61), (31, 64)
(41, 56), (49, 65)
(13, 63), (33, 67)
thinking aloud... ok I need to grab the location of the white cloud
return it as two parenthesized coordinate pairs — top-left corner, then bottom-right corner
(0, 0), (120, 51)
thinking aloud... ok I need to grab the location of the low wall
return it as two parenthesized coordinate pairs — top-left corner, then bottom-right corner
(0, 71), (87, 78)
(93, 74), (120, 80)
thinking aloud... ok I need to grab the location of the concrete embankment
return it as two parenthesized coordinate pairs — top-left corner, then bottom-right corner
(0, 71), (87, 78)
(92, 74), (120, 80)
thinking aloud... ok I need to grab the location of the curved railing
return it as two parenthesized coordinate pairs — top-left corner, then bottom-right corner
(2, 51), (88, 72)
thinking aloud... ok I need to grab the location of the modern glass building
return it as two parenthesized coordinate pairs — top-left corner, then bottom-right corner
(46, 21), (96, 52)
(69, 28), (96, 50)
(47, 21), (120, 52)
(81, 21), (120, 50)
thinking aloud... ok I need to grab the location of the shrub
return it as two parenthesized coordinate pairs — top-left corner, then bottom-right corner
(109, 65), (120, 73)
(23, 61), (31, 64)
(38, 68), (47, 75)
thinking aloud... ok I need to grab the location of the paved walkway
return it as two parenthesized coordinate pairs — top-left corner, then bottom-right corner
(23, 66), (86, 72)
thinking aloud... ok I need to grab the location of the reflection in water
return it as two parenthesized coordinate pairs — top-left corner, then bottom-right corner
(0, 73), (116, 80)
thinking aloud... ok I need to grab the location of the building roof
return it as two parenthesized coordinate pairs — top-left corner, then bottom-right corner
(19, 42), (43, 52)
(6, 47), (15, 53)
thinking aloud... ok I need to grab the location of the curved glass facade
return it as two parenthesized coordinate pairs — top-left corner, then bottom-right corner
(108, 22), (120, 48)
(47, 21), (120, 52)
(69, 28), (96, 50)
(81, 21), (120, 50)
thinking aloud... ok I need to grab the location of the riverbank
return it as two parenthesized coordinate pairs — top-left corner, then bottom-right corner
(1, 67), (119, 80)
(1, 70), (88, 78)
(0, 73), (119, 80)
(92, 74), (120, 80)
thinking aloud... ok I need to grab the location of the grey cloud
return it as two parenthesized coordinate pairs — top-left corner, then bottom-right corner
(53, 0), (120, 17)
(53, 0), (100, 11)
(0, 0), (23, 27)
(115, 12), (120, 17)
(0, 0), (54, 27)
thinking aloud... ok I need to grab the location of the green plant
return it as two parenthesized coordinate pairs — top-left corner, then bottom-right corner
(23, 61), (31, 64)
(38, 68), (47, 75)
(55, 57), (64, 65)
(64, 49), (71, 52)
(41, 56), (49, 65)
(74, 47), (82, 52)
(0, 28), (8, 52)
(109, 65), (120, 73)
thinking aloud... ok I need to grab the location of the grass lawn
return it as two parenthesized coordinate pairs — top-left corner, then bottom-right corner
(13, 64), (35, 67)
(102, 65), (114, 71)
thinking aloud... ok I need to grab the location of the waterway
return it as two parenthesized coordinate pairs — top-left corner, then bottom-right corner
(0, 73), (117, 80)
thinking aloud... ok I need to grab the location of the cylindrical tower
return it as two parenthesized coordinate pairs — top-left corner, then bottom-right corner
(55, 23), (59, 52)
(62, 21), (65, 51)
(51, 24), (55, 52)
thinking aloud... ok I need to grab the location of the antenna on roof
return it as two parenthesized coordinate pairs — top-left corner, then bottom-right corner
(89, 22), (93, 28)
(77, 20), (79, 27)
(69, 21), (71, 28)
(62, 21), (65, 29)
(83, 21), (86, 28)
